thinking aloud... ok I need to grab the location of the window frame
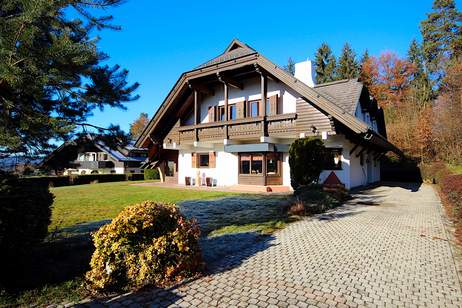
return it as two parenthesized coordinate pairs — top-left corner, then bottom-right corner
(248, 100), (259, 118)
(198, 153), (210, 168)
(239, 153), (264, 175)
(324, 148), (343, 170)
(266, 153), (281, 176)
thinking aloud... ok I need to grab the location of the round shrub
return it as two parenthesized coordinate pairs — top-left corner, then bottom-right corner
(85, 201), (202, 292)
(289, 137), (327, 189)
(144, 168), (160, 180)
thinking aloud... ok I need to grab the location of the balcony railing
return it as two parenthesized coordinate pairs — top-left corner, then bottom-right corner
(70, 160), (115, 169)
(175, 113), (297, 144)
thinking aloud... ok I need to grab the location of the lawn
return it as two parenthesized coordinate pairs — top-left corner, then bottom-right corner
(449, 164), (462, 175)
(49, 181), (236, 231)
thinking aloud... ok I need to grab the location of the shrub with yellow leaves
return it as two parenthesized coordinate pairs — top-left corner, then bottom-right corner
(85, 201), (202, 292)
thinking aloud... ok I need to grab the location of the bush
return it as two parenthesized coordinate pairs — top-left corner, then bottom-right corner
(441, 174), (462, 215)
(20, 176), (71, 187)
(420, 161), (451, 184)
(0, 172), (53, 287)
(144, 168), (160, 180)
(289, 137), (327, 189)
(71, 174), (126, 185)
(294, 186), (340, 214)
(126, 173), (145, 181)
(85, 201), (202, 292)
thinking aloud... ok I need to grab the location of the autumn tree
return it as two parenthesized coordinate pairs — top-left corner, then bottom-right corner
(314, 43), (337, 83)
(361, 52), (415, 108)
(129, 113), (149, 140)
(337, 43), (360, 80)
(416, 106), (435, 162)
(433, 61), (462, 163)
(420, 0), (462, 83)
(0, 0), (139, 158)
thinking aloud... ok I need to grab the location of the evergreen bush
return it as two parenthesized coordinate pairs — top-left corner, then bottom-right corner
(0, 172), (53, 287)
(144, 168), (160, 180)
(289, 137), (327, 189)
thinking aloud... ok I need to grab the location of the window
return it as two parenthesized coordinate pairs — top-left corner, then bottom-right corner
(199, 154), (209, 167)
(239, 153), (263, 174)
(166, 160), (175, 176)
(103, 154), (108, 160)
(265, 97), (271, 115)
(324, 148), (343, 170)
(218, 106), (225, 121)
(266, 153), (281, 175)
(229, 104), (236, 120)
(240, 154), (250, 174)
(249, 100), (259, 117)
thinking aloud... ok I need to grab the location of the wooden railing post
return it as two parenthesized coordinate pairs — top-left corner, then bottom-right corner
(193, 89), (199, 142)
(224, 82), (229, 139)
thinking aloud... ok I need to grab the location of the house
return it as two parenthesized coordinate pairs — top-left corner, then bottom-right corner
(135, 39), (400, 191)
(40, 135), (148, 175)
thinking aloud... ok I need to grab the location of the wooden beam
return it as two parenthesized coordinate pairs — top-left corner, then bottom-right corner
(349, 143), (360, 155)
(193, 89), (198, 141)
(217, 72), (243, 90)
(223, 82), (229, 138)
(188, 81), (214, 96)
(356, 146), (366, 158)
(261, 73), (267, 136)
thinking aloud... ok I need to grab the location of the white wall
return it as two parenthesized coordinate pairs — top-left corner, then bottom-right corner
(282, 153), (291, 188)
(318, 135), (352, 189)
(355, 104), (379, 133)
(185, 76), (298, 124)
(178, 148), (238, 186)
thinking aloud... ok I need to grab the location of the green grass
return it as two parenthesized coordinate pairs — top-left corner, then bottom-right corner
(0, 279), (84, 307)
(49, 181), (236, 231)
(449, 164), (462, 175)
(208, 219), (289, 237)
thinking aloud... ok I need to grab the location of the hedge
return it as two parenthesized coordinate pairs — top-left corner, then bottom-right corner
(0, 172), (53, 287)
(19, 173), (147, 188)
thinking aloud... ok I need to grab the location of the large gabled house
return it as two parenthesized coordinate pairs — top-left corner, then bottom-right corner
(40, 135), (148, 175)
(135, 39), (400, 191)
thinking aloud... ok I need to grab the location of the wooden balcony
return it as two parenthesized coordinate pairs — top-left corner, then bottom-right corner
(176, 113), (297, 144)
(70, 160), (115, 169)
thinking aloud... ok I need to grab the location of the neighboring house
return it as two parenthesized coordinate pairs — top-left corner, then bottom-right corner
(135, 39), (400, 190)
(40, 135), (148, 175)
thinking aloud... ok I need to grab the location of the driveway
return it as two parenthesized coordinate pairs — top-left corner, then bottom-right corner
(81, 183), (462, 307)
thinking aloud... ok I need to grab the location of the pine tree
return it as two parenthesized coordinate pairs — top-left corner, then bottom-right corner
(407, 39), (433, 107)
(0, 0), (139, 157)
(337, 43), (360, 80)
(130, 113), (149, 140)
(314, 43), (337, 84)
(360, 50), (370, 66)
(420, 0), (462, 81)
(283, 57), (296, 76)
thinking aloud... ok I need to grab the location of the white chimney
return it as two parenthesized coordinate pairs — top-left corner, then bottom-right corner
(294, 59), (316, 87)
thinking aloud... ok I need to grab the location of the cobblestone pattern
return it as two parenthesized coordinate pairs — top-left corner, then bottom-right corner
(79, 183), (462, 307)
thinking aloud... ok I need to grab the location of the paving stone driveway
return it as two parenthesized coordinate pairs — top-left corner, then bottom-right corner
(82, 183), (462, 307)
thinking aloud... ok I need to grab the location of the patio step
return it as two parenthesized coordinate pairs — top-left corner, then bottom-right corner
(229, 185), (292, 193)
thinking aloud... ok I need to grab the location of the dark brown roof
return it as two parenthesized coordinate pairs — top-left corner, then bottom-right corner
(136, 40), (401, 155)
(314, 79), (363, 115)
(197, 39), (257, 69)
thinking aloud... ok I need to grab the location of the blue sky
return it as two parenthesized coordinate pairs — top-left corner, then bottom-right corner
(85, 0), (449, 133)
